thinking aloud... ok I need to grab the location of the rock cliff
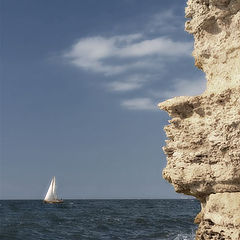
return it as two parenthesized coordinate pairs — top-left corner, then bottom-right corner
(158, 0), (240, 239)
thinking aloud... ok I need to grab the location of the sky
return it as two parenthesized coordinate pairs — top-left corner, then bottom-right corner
(1, 0), (206, 199)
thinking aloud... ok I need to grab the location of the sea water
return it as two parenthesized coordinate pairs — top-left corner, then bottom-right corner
(0, 199), (200, 240)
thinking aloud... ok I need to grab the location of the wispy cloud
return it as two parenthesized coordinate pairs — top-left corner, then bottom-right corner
(151, 78), (206, 100)
(147, 10), (184, 33)
(106, 74), (150, 92)
(64, 35), (192, 76)
(121, 78), (206, 111)
(118, 37), (191, 58)
(121, 98), (157, 111)
(62, 9), (197, 111)
(108, 81), (141, 92)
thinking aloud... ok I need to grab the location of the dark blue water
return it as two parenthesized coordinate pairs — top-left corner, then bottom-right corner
(0, 199), (200, 240)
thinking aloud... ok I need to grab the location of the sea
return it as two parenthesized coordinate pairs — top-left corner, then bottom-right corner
(0, 199), (200, 240)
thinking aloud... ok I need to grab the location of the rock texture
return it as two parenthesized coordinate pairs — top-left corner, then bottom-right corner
(185, 0), (240, 93)
(158, 0), (240, 239)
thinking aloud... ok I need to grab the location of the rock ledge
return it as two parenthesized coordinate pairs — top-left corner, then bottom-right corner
(159, 0), (240, 239)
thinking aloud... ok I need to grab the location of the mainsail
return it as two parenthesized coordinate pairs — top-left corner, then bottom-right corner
(44, 176), (57, 201)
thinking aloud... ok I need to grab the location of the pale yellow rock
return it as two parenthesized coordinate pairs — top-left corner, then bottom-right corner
(159, 0), (240, 239)
(159, 89), (240, 199)
(185, 0), (240, 94)
(196, 193), (240, 239)
(204, 193), (240, 227)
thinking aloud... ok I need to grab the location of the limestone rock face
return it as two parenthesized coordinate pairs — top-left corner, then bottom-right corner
(159, 0), (240, 239)
(197, 193), (240, 239)
(185, 0), (240, 93)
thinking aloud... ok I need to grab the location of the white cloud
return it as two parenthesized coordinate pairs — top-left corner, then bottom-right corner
(151, 78), (206, 100)
(147, 10), (184, 33)
(107, 81), (142, 92)
(64, 35), (192, 76)
(62, 10), (197, 112)
(119, 37), (192, 58)
(121, 98), (157, 111)
(106, 74), (149, 92)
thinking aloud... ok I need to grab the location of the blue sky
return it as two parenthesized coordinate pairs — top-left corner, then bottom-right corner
(1, 0), (205, 199)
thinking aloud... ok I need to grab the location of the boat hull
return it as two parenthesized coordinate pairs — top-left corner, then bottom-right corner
(43, 199), (64, 203)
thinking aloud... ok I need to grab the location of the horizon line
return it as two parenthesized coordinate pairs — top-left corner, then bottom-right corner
(0, 197), (195, 201)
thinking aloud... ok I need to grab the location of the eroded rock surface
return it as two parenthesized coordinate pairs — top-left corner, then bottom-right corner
(159, 0), (240, 239)
(185, 0), (240, 93)
(197, 192), (240, 239)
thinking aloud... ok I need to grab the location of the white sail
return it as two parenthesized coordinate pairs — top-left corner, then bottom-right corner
(52, 176), (57, 199)
(44, 177), (57, 201)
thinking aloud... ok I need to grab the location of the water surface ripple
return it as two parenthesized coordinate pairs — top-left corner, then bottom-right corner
(0, 199), (200, 240)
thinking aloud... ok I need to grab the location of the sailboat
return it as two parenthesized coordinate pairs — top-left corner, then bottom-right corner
(44, 176), (63, 203)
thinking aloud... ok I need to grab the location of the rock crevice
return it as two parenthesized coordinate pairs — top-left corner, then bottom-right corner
(159, 0), (240, 239)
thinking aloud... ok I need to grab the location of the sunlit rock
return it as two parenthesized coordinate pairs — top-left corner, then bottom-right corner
(159, 0), (240, 239)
